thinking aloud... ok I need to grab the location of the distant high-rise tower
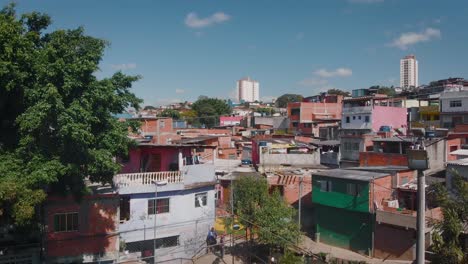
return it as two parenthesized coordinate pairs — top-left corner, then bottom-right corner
(237, 77), (259, 102)
(400, 55), (418, 88)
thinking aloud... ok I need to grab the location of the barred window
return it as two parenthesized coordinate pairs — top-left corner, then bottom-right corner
(156, 235), (179, 249)
(54, 212), (78, 232)
(148, 198), (170, 215)
(195, 192), (208, 207)
(450, 100), (462, 107)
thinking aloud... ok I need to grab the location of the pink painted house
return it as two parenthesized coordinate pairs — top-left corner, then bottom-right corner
(340, 96), (408, 167)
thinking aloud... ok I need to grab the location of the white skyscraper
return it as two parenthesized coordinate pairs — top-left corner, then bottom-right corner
(400, 55), (419, 88)
(237, 77), (259, 102)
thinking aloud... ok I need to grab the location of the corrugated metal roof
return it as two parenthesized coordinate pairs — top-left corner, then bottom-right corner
(312, 169), (390, 181)
(347, 166), (411, 172)
(449, 149), (468, 156)
(446, 158), (468, 166)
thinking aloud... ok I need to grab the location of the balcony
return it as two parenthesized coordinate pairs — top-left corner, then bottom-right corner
(419, 105), (439, 114)
(376, 207), (442, 230)
(342, 106), (372, 114)
(114, 163), (216, 194)
(410, 120), (440, 128)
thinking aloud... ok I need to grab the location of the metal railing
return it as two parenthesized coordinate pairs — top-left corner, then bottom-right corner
(115, 171), (183, 187)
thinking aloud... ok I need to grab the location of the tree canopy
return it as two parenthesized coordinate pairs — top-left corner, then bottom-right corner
(0, 4), (141, 225)
(157, 109), (181, 119)
(232, 176), (301, 249)
(327, 88), (350, 97)
(429, 172), (468, 263)
(275, 94), (303, 108)
(191, 97), (231, 127)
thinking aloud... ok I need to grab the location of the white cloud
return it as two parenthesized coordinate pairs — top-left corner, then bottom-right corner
(298, 78), (328, 87)
(389, 28), (441, 50)
(175, 89), (185, 94)
(348, 0), (384, 3)
(313, 68), (352, 78)
(111, 63), (137, 70)
(184, 12), (231, 28)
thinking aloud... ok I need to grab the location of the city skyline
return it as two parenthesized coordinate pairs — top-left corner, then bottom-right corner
(12, 0), (468, 106)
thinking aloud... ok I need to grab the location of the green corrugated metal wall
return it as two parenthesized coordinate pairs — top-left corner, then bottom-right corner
(312, 175), (370, 213)
(315, 205), (373, 255)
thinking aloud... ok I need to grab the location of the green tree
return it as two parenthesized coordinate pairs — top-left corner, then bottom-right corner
(0, 4), (141, 225)
(233, 176), (301, 249)
(143, 105), (156, 110)
(255, 107), (276, 116)
(275, 94), (303, 108)
(327, 88), (350, 97)
(157, 109), (181, 119)
(374, 86), (396, 96)
(255, 191), (301, 248)
(429, 172), (468, 263)
(279, 250), (303, 264)
(191, 97), (231, 128)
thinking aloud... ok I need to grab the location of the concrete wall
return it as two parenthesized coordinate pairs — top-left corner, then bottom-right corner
(267, 175), (312, 206)
(359, 152), (408, 167)
(371, 106), (407, 132)
(119, 186), (215, 261)
(374, 224), (415, 261)
(321, 152), (339, 165)
(45, 194), (119, 262)
(259, 152), (320, 167)
(425, 139), (446, 175)
(370, 176), (394, 213)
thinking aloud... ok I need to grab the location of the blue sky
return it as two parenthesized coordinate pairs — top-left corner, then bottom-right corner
(9, 0), (468, 106)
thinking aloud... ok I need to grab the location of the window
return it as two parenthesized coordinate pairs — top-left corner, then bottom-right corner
(291, 108), (300, 116)
(148, 198), (170, 215)
(346, 183), (362, 196)
(352, 143), (360, 151)
(54, 212), (78, 232)
(358, 116), (361, 120)
(364, 116), (370, 123)
(401, 177), (409, 185)
(120, 196), (130, 222)
(303, 123), (312, 128)
(195, 192), (208, 207)
(155, 235), (179, 249)
(346, 117), (350, 123)
(159, 120), (165, 128)
(319, 180), (332, 192)
(353, 116), (356, 120)
(450, 100), (462, 107)
(292, 122), (298, 127)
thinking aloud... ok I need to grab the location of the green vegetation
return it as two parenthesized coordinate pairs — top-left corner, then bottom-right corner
(327, 88), (350, 97)
(275, 94), (303, 108)
(191, 97), (231, 127)
(0, 4), (141, 225)
(429, 172), (468, 264)
(157, 109), (181, 119)
(233, 176), (301, 250)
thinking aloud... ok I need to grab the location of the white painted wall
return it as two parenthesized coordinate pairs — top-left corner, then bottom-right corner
(119, 187), (216, 261)
(441, 94), (468, 113)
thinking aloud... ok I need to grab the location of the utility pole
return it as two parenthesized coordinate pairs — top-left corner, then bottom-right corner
(230, 177), (234, 264)
(416, 169), (425, 264)
(407, 145), (428, 264)
(298, 176), (303, 229)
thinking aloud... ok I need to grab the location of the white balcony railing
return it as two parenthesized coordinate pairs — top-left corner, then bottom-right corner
(115, 171), (183, 187)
